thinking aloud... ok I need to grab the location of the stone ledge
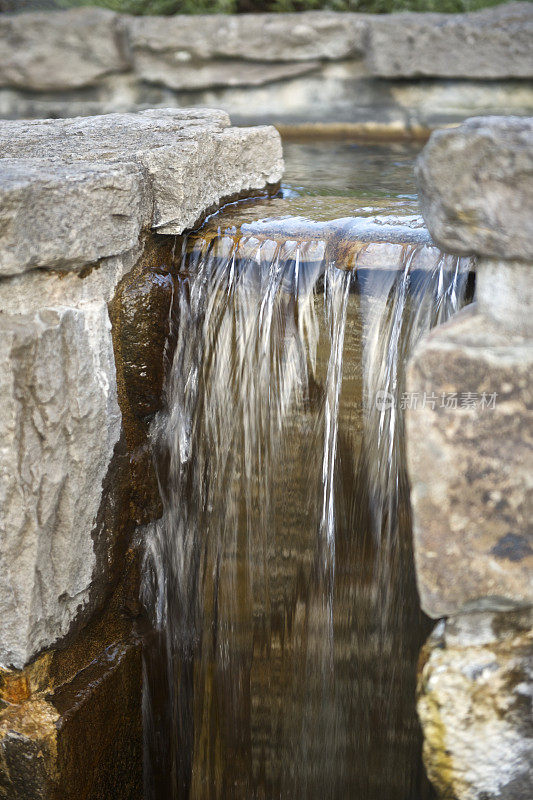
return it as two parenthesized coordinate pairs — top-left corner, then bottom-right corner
(0, 108), (283, 276)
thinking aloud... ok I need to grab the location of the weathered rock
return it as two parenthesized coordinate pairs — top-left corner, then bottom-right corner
(418, 608), (533, 800)
(0, 305), (121, 669)
(366, 3), (533, 79)
(0, 8), (128, 91)
(0, 109), (283, 275)
(0, 159), (147, 276)
(415, 116), (533, 261)
(0, 637), (142, 800)
(406, 305), (533, 619)
(125, 11), (367, 65)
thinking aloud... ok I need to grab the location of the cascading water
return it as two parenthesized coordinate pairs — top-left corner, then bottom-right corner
(141, 222), (471, 800)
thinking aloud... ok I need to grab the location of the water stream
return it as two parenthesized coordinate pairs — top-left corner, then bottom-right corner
(142, 143), (471, 800)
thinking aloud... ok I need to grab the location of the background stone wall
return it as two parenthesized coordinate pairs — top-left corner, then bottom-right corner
(0, 4), (532, 130)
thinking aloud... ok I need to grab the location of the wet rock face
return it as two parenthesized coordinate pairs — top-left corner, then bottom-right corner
(406, 306), (533, 619)
(110, 239), (178, 525)
(418, 608), (533, 800)
(416, 116), (533, 261)
(0, 639), (142, 800)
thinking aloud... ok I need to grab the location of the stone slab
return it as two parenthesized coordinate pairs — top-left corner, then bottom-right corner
(0, 8), (128, 91)
(366, 3), (533, 79)
(416, 115), (533, 262)
(406, 306), (533, 619)
(0, 109), (283, 275)
(418, 608), (533, 800)
(131, 55), (320, 92)
(125, 11), (367, 65)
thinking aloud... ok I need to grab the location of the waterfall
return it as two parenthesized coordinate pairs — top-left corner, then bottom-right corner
(142, 229), (471, 800)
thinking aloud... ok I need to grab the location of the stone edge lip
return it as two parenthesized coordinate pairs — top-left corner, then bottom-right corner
(0, 3), (531, 91)
(0, 108), (284, 278)
(415, 115), (533, 262)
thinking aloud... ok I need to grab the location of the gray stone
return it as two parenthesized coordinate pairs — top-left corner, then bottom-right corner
(0, 305), (122, 670)
(477, 260), (533, 337)
(366, 3), (533, 79)
(0, 109), (284, 275)
(416, 116), (533, 261)
(130, 55), (320, 92)
(418, 608), (533, 800)
(406, 305), (533, 619)
(0, 159), (147, 276)
(0, 8), (128, 91)
(125, 11), (367, 65)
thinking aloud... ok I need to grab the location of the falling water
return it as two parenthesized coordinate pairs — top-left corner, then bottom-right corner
(142, 228), (471, 800)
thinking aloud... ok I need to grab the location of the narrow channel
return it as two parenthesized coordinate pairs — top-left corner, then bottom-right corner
(142, 140), (473, 800)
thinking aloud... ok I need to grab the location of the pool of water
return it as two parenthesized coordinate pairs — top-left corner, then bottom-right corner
(280, 139), (422, 201)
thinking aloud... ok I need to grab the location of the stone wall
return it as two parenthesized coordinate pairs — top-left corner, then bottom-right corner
(0, 4), (532, 131)
(0, 108), (283, 799)
(406, 116), (533, 800)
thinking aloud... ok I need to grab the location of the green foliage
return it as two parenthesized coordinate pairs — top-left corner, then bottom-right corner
(56, 0), (508, 15)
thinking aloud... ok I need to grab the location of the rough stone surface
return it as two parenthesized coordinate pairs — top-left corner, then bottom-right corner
(0, 8), (531, 125)
(0, 637), (142, 800)
(406, 305), (533, 619)
(0, 159), (147, 276)
(418, 608), (533, 800)
(0, 8), (128, 91)
(0, 305), (122, 670)
(366, 3), (533, 79)
(416, 116), (533, 261)
(125, 11), (367, 65)
(477, 260), (533, 337)
(0, 109), (283, 275)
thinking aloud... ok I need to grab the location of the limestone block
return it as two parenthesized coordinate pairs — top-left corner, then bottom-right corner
(125, 11), (367, 64)
(0, 8), (128, 91)
(415, 116), (533, 261)
(0, 160), (147, 276)
(366, 3), (533, 79)
(0, 305), (121, 669)
(406, 306), (533, 618)
(418, 608), (533, 800)
(0, 109), (284, 275)
(142, 125), (285, 232)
